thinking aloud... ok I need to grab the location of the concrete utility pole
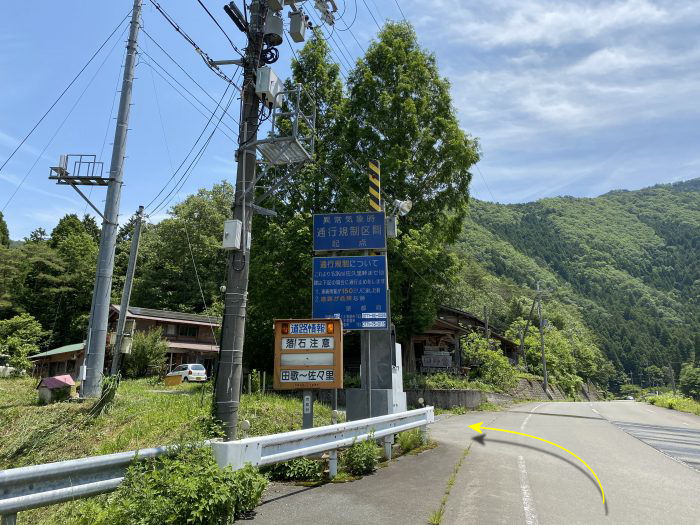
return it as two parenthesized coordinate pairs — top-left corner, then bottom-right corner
(110, 206), (145, 375)
(82, 0), (142, 398)
(537, 281), (549, 393)
(215, 0), (266, 440)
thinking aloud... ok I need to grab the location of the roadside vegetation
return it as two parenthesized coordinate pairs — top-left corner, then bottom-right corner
(647, 393), (700, 416)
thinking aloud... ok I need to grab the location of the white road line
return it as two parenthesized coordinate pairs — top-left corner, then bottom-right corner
(645, 409), (655, 413)
(518, 455), (539, 525)
(591, 408), (600, 415)
(682, 422), (690, 426)
(520, 403), (544, 431)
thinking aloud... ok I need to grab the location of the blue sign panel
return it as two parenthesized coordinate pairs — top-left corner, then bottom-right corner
(312, 255), (388, 330)
(313, 212), (385, 251)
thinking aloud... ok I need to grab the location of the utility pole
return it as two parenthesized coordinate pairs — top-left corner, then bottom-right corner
(216, 0), (266, 440)
(110, 206), (145, 375)
(537, 281), (548, 392)
(82, 0), (142, 398)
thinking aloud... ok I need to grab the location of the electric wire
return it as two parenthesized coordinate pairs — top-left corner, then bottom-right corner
(195, 0), (245, 57)
(360, 0), (382, 31)
(138, 47), (240, 138)
(148, 87), (237, 216)
(392, 0), (407, 22)
(0, 10), (131, 177)
(144, 84), (232, 212)
(476, 164), (498, 203)
(147, 57), (219, 344)
(147, 0), (241, 85)
(335, 0), (359, 32)
(1, 22), (129, 213)
(140, 27), (242, 125)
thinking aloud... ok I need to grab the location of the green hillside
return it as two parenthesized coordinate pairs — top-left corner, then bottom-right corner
(459, 178), (699, 382)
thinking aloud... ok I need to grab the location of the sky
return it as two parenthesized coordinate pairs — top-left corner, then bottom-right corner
(1, 0), (699, 239)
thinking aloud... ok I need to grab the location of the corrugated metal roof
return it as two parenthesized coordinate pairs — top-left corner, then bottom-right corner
(112, 305), (221, 326)
(29, 342), (84, 360)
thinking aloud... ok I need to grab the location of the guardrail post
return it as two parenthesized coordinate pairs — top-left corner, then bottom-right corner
(421, 424), (429, 444)
(383, 435), (393, 460)
(1, 513), (17, 525)
(329, 408), (338, 478)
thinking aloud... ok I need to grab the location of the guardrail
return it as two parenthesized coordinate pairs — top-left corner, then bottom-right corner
(212, 407), (435, 471)
(0, 445), (170, 524)
(0, 407), (434, 524)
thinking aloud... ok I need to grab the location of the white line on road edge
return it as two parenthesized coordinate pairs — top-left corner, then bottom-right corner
(518, 455), (539, 525)
(520, 403), (544, 431)
(591, 408), (600, 415)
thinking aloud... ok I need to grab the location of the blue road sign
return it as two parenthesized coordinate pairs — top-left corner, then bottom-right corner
(313, 212), (385, 251)
(312, 255), (388, 330)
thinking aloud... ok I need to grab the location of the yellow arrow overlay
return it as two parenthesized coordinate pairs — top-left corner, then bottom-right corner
(469, 421), (605, 504)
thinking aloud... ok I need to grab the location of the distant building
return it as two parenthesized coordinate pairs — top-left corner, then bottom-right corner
(404, 305), (519, 374)
(30, 305), (221, 379)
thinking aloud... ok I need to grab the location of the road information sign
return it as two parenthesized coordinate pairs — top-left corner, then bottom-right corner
(313, 212), (386, 251)
(312, 255), (388, 330)
(273, 319), (343, 390)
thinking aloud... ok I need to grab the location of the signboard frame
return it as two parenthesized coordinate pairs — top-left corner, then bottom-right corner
(312, 255), (388, 330)
(312, 211), (386, 251)
(273, 318), (344, 390)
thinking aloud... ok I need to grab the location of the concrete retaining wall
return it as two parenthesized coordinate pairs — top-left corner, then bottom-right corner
(405, 388), (486, 409)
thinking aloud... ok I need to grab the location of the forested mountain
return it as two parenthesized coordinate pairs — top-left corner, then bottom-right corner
(459, 178), (699, 383)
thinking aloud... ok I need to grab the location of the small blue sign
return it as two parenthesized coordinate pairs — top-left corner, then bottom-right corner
(313, 212), (385, 251)
(312, 255), (388, 330)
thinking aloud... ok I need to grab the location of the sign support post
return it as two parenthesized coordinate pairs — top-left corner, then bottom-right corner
(302, 390), (314, 429)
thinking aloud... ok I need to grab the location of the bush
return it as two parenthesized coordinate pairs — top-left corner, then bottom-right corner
(0, 313), (45, 372)
(679, 364), (700, 400)
(262, 457), (324, 481)
(342, 437), (380, 476)
(123, 328), (167, 378)
(397, 428), (424, 454)
(462, 333), (518, 392)
(73, 446), (267, 525)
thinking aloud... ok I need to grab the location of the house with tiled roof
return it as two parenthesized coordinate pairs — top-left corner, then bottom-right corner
(30, 305), (221, 379)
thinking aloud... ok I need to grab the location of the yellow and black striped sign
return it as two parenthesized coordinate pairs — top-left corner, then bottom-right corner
(369, 160), (381, 211)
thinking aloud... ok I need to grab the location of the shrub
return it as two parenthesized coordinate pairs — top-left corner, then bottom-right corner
(397, 428), (424, 454)
(123, 328), (167, 378)
(342, 437), (380, 476)
(0, 313), (45, 372)
(679, 364), (700, 400)
(263, 457), (324, 481)
(462, 333), (518, 392)
(73, 446), (267, 525)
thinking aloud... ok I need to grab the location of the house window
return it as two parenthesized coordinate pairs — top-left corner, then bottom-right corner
(178, 325), (198, 338)
(165, 324), (177, 336)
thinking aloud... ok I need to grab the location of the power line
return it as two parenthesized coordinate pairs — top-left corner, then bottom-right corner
(148, 86), (236, 216)
(392, 0), (407, 22)
(140, 26), (241, 123)
(475, 164), (497, 203)
(195, 0), (245, 57)
(0, 10), (131, 177)
(138, 49), (239, 139)
(147, 0), (241, 85)
(1, 22), (129, 213)
(360, 0), (381, 31)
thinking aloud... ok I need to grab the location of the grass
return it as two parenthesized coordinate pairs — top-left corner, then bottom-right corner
(647, 393), (700, 416)
(428, 445), (470, 524)
(0, 377), (341, 525)
(433, 401), (504, 416)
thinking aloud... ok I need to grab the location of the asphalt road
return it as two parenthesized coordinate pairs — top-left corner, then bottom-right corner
(249, 401), (700, 524)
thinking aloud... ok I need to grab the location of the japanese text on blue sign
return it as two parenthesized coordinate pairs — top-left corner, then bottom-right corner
(313, 212), (385, 251)
(312, 255), (388, 330)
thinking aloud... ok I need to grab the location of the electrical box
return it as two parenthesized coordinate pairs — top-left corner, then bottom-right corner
(264, 12), (283, 46)
(289, 10), (307, 42)
(222, 219), (242, 250)
(255, 66), (282, 109)
(121, 337), (133, 355)
(268, 0), (284, 11)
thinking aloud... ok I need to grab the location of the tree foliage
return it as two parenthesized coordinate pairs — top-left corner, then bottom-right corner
(0, 212), (9, 247)
(123, 328), (168, 378)
(0, 313), (45, 371)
